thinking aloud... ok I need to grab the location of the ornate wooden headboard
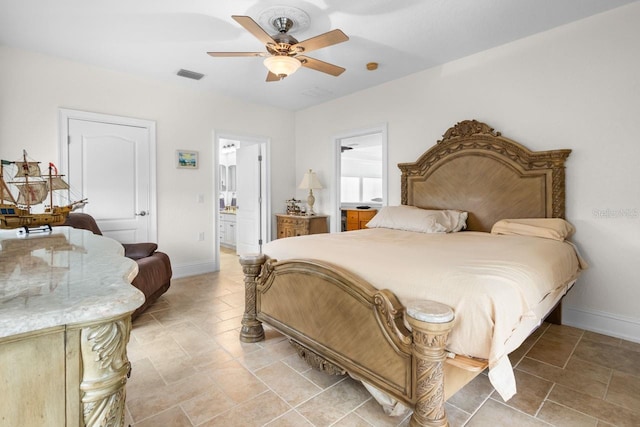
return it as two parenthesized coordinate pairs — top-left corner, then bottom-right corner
(398, 120), (571, 232)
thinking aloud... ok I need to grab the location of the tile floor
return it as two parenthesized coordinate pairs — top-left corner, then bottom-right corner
(125, 248), (640, 426)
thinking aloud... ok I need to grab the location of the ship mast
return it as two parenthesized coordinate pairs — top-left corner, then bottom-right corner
(22, 150), (31, 211)
(0, 160), (17, 205)
(48, 163), (54, 211)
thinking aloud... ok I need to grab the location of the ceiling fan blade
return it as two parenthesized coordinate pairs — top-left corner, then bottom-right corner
(207, 52), (266, 57)
(266, 71), (281, 82)
(291, 29), (349, 54)
(232, 15), (276, 47)
(298, 55), (346, 76)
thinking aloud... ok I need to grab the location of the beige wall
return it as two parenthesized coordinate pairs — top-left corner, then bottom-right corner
(0, 45), (296, 276)
(294, 3), (640, 341)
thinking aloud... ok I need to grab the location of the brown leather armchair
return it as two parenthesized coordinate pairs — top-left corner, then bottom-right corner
(61, 213), (172, 319)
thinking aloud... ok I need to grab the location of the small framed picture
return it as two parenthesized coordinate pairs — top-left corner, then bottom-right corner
(176, 150), (198, 169)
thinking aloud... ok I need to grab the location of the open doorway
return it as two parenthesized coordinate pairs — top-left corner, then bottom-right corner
(215, 133), (270, 270)
(333, 124), (388, 233)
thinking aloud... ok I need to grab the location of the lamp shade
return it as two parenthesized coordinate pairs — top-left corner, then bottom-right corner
(298, 169), (323, 190)
(263, 55), (301, 78)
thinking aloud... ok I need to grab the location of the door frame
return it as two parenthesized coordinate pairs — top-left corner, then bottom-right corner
(213, 131), (271, 270)
(58, 108), (158, 241)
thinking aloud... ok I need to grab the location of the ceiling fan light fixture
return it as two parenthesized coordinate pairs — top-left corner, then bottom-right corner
(263, 55), (301, 78)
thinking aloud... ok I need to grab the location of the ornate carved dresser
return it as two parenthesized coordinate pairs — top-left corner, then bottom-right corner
(275, 214), (328, 238)
(0, 227), (144, 427)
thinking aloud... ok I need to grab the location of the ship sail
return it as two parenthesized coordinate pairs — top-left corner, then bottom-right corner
(15, 181), (48, 205)
(48, 176), (70, 191)
(14, 161), (42, 178)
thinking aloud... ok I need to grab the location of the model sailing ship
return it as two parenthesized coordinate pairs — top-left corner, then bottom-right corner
(0, 150), (86, 232)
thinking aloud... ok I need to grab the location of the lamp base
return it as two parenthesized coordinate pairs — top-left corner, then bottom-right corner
(307, 190), (316, 215)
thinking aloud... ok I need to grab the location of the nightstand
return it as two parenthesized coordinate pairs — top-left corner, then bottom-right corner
(276, 214), (329, 239)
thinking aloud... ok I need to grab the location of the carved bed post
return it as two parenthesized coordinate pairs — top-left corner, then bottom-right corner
(239, 254), (266, 343)
(405, 301), (455, 427)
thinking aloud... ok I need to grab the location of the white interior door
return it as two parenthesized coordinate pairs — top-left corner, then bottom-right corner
(66, 116), (155, 243)
(235, 143), (264, 255)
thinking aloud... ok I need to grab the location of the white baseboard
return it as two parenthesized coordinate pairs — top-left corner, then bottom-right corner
(563, 305), (640, 344)
(171, 261), (218, 279)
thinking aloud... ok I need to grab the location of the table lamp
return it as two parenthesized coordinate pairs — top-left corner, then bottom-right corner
(298, 169), (323, 215)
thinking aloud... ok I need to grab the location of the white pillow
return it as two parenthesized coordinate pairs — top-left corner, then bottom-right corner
(366, 206), (468, 233)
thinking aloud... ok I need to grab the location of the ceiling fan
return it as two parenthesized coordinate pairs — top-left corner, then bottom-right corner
(207, 14), (349, 82)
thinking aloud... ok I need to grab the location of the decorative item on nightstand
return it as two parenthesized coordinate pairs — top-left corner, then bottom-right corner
(298, 169), (323, 216)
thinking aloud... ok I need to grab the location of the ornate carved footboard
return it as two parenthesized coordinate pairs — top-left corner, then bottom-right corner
(240, 254), (461, 427)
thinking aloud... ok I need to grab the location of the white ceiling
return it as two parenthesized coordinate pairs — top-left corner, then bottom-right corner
(0, 0), (636, 111)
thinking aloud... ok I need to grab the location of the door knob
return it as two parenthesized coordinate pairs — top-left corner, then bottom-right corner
(136, 211), (148, 216)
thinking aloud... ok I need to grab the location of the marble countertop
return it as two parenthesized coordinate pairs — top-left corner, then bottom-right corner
(0, 227), (144, 338)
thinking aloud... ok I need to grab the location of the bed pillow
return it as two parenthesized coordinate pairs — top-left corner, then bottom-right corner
(365, 205), (467, 233)
(491, 218), (575, 241)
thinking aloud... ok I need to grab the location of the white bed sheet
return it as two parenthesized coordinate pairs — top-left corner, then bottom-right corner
(263, 228), (585, 400)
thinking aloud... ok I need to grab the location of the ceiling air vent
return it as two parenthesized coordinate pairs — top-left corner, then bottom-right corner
(177, 69), (205, 80)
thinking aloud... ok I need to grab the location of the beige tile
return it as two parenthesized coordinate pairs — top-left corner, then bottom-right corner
(466, 398), (548, 427)
(509, 324), (546, 366)
(149, 353), (199, 384)
(296, 377), (372, 426)
(543, 323), (584, 341)
(197, 315), (244, 335)
(516, 357), (607, 398)
(131, 316), (169, 344)
(332, 412), (375, 426)
(190, 347), (234, 370)
(141, 335), (189, 366)
(215, 305), (246, 321)
(444, 402), (471, 427)
(582, 330), (622, 347)
(203, 359), (268, 403)
(179, 385), (236, 425)
(133, 406), (192, 427)
(302, 366), (348, 389)
(239, 340), (298, 372)
(213, 328), (262, 358)
(537, 400), (598, 427)
(166, 320), (222, 356)
(354, 397), (409, 427)
(526, 334), (578, 367)
(126, 357), (166, 400)
(447, 371), (494, 414)
(548, 384), (640, 426)
(265, 410), (314, 426)
(255, 361), (322, 406)
(494, 369), (552, 415)
(619, 338), (640, 353)
(573, 339), (640, 377)
(566, 355), (612, 384)
(605, 370), (640, 412)
(282, 352), (313, 373)
(127, 371), (217, 423)
(218, 290), (247, 308)
(199, 391), (291, 427)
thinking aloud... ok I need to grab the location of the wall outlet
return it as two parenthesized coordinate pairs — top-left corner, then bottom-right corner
(196, 194), (204, 203)
(198, 232), (205, 241)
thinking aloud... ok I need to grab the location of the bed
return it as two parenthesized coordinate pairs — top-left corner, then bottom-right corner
(239, 120), (583, 426)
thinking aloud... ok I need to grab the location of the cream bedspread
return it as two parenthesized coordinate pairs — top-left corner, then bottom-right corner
(263, 228), (584, 400)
